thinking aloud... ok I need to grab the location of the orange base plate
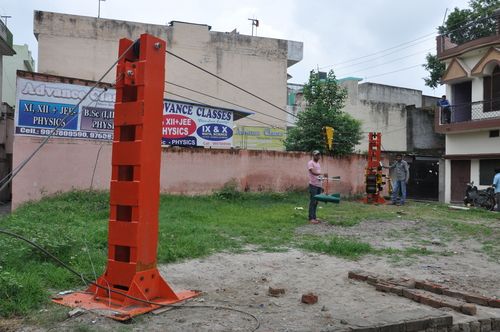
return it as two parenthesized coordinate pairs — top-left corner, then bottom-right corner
(52, 290), (199, 321)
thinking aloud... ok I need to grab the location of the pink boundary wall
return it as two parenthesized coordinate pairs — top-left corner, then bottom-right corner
(12, 137), (378, 209)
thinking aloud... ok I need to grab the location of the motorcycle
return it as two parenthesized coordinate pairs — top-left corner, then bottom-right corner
(464, 181), (496, 211)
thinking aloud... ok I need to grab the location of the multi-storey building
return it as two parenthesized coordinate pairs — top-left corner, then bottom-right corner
(435, 10), (500, 203)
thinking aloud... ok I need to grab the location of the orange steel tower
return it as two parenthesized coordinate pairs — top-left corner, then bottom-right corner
(363, 132), (387, 204)
(53, 33), (198, 320)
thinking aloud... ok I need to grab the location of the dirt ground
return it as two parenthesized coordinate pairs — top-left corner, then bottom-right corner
(15, 219), (500, 331)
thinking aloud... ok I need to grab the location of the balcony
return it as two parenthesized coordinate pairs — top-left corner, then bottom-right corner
(435, 99), (500, 133)
(436, 10), (500, 60)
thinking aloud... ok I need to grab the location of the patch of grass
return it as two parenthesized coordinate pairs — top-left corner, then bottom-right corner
(322, 201), (397, 227)
(482, 240), (500, 260)
(380, 246), (433, 256)
(0, 190), (307, 317)
(0, 190), (498, 320)
(300, 236), (374, 259)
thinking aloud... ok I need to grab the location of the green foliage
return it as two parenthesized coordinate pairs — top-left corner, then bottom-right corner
(423, 0), (499, 88)
(284, 70), (363, 156)
(214, 180), (242, 200)
(423, 53), (446, 89)
(438, 0), (498, 45)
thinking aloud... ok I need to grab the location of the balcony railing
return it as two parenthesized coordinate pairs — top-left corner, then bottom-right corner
(438, 99), (500, 125)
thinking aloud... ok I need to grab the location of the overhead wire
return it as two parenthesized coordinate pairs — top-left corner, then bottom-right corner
(333, 45), (435, 71)
(364, 64), (422, 79)
(318, 13), (495, 71)
(319, 31), (437, 70)
(337, 48), (434, 77)
(0, 40), (137, 195)
(165, 90), (288, 129)
(166, 50), (298, 119)
(316, 14), (498, 81)
(166, 80), (290, 125)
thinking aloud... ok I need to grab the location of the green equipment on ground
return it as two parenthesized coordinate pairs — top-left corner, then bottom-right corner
(314, 175), (341, 203)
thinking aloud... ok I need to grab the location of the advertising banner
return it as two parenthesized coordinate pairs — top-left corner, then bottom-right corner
(15, 78), (235, 148)
(233, 126), (286, 151)
(15, 77), (115, 140)
(162, 100), (233, 148)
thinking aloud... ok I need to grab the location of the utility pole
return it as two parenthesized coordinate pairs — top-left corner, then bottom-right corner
(248, 18), (259, 36)
(0, 15), (11, 27)
(98, 0), (106, 18)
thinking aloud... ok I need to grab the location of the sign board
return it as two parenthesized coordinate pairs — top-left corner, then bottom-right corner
(15, 77), (115, 140)
(162, 100), (233, 148)
(15, 78), (235, 148)
(233, 126), (286, 151)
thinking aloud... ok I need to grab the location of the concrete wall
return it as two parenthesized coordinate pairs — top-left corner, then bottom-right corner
(341, 81), (417, 152)
(443, 131), (500, 202)
(2, 44), (35, 108)
(286, 80), (438, 154)
(33, 11), (302, 129)
(407, 106), (444, 153)
(446, 131), (500, 155)
(11, 139), (373, 209)
(358, 83), (422, 107)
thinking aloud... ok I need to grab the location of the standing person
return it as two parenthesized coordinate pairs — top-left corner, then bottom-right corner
(385, 154), (410, 205)
(437, 95), (451, 124)
(307, 150), (323, 224)
(493, 168), (500, 212)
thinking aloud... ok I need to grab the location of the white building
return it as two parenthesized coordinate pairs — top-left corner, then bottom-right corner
(435, 12), (500, 203)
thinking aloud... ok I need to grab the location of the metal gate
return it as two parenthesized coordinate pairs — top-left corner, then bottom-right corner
(406, 156), (439, 201)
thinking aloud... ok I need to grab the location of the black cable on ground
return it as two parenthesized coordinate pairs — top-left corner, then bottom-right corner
(0, 229), (260, 332)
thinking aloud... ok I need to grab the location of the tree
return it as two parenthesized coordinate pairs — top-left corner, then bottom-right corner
(284, 70), (363, 156)
(423, 53), (446, 89)
(423, 0), (498, 88)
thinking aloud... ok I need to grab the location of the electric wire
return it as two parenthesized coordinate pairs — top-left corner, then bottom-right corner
(334, 46), (434, 71)
(337, 48), (434, 77)
(165, 90), (288, 129)
(0, 229), (260, 332)
(0, 40), (137, 195)
(319, 32), (437, 70)
(166, 50), (298, 119)
(365, 64), (422, 79)
(318, 13), (495, 70)
(166, 80), (290, 125)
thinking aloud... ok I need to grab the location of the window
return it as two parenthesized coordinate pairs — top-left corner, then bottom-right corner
(483, 65), (500, 112)
(490, 130), (500, 138)
(479, 159), (500, 185)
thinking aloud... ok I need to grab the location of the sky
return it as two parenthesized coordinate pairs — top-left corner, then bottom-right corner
(1, 0), (472, 97)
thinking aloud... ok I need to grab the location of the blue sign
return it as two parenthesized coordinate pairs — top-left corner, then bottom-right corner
(18, 100), (78, 130)
(162, 136), (198, 146)
(196, 124), (233, 141)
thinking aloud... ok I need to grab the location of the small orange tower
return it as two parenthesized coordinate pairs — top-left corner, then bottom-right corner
(363, 132), (387, 204)
(53, 33), (198, 320)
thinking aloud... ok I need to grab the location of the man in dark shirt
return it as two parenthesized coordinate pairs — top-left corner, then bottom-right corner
(385, 154), (410, 206)
(437, 95), (451, 124)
